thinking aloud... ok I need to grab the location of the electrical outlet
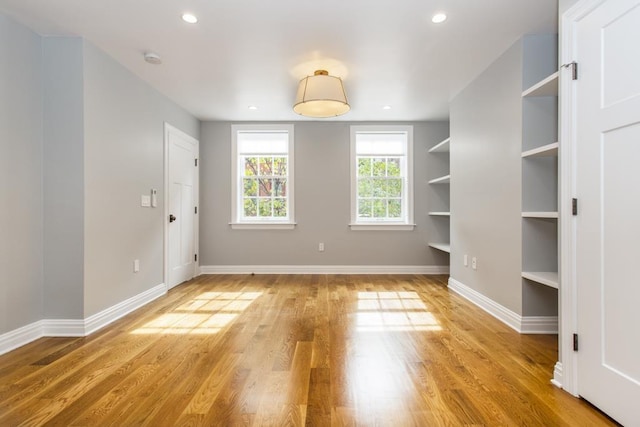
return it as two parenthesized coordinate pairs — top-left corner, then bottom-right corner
(133, 259), (140, 273)
(318, 242), (325, 252)
(471, 257), (477, 270)
(464, 254), (468, 267)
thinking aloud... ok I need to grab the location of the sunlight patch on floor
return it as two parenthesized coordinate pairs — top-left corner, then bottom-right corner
(356, 291), (442, 332)
(131, 291), (262, 335)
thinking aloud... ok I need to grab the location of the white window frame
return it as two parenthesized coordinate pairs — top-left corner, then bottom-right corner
(349, 125), (415, 231)
(230, 124), (295, 230)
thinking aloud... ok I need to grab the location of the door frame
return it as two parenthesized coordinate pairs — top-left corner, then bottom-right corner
(163, 122), (200, 290)
(558, 0), (608, 397)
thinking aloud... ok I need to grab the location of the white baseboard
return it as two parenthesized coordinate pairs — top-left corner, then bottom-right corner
(84, 282), (166, 335)
(447, 277), (558, 334)
(0, 283), (167, 356)
(199, 265), (450, 275)
(551, 361), (563, 388)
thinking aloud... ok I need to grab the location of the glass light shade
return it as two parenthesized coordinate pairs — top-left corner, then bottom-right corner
(293, 70), (350, 118)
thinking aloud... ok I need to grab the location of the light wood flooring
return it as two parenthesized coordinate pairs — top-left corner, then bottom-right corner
(0, 274), (617, 426)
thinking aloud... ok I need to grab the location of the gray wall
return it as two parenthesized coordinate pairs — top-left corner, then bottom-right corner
(82, 41), (199, 317)
(200, 121), (450, 266)
(450, 40), (524, 314)
(0, 16), (44, 334)
(43, 37), (85, 319)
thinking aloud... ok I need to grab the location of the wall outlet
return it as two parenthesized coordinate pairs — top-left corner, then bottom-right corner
(133, 259), (140, 273)
(464, 254), (468, 267)
(471, 257), (477, 270)
(318, 242), (325, 252)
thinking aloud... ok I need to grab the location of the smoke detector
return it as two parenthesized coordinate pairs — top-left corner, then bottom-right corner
(144, 52), (162, 65)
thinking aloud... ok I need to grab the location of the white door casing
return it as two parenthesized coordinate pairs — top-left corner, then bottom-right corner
(562, 0), (640, 425)
(165, 123), (199, 290)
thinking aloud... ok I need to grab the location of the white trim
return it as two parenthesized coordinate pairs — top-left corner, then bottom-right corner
(0, 321), (43, 356)
(199, 265), (449, 275)
(551, 362), (564, 389)
(164, 123), (200, 291)
(448, 277), (558, 334)
(229, 222), (296, 230)
(83, 283), (167, 335)
(0, 283), (167, 355)
(349, 125), (414, 228)
(558, 0), (605, 398)
(231, 124), (295, 226)
(349, 223), (416, 231)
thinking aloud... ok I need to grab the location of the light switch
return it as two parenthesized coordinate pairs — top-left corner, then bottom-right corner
(141, 195), (151, 207)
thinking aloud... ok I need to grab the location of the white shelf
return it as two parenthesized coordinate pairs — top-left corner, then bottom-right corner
(428, 243), (451, 253)
(428, 137), (450, 153)
(428, 174), (450, 184)
(522, 142), (559, 158)
(429, 212), (450, 217)
(522, 71), (559, 97)
(522, 212), (558, 219)
(522, 271), (559, 289)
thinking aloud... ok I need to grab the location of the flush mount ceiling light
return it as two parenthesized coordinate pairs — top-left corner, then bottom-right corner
(293, 70), (350, 118)
(181, 13), (198, 24)
(432, 12), (447, 23)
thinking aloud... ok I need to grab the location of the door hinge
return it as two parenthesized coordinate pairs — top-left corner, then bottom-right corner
(194, 254), (198, 262)
(562, 61), (578, 80)
(572, 198), (578, 215)
(573, 333), (579, 351)
(195, 158), (198, 167)
(194, 206), (198, 214)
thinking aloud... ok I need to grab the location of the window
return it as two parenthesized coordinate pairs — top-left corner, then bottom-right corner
(231, 124), (295, 229)
(350, 126), (414, 230)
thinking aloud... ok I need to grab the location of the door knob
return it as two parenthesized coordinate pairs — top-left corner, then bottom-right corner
(169, 214), (176, 223)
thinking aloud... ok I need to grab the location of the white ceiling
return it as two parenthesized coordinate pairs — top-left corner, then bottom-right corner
(0, 0), (558, 122)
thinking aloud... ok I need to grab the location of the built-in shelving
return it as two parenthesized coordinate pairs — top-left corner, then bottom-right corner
(428, 174), (450, 184)
(522, 271), (559, 289)
(522, 71), (558, 97)
(428, 137), (450, 153)
(522, 212), (558, 219)
(522, 142), (559, 158)
(428, 243), (451, 253)
(429, 212), (450, 217)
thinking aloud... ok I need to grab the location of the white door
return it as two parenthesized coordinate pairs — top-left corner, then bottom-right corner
(166, 124), (199, 289)
(575, 0), (640, 425)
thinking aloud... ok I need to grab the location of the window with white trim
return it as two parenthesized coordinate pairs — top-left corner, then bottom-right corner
(231, 125), (295, 229)
(350, 126), (414, 230)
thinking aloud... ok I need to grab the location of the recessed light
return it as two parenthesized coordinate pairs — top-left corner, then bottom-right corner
(182, 13), (198, 24)
(432, 13), (447, 24)
(248, 105), (258, 110)
(383, 105), (392, 110)
(143, 52), (162, 64)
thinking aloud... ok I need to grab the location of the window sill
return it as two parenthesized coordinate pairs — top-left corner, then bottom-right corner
(349, 223), (416, 231)
(229, 222), (296, 230)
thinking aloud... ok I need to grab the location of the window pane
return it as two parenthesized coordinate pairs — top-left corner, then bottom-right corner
(373, 199), (387, 218)
(388, 199), (402, 218)
(258, 198), (273, 217)
(358, 178), (373, 197)
(358, 199), (373, 218)
(273, 157), (287, 176)
(273, 198), (287, 217)
(388, 158), (401, 177)
(258, 178), (272, 196)
(358, 158), (371, 177)
(273, 179), (287, 196)
(259, 157), (272, 175)
(372, 158), (386, 177)
(387, 178), (402, 197)
(243, 198), (257, 217)
(372, 178), (387, 197)
(243, 178), (257, 197)
(244, 157), (258, 176)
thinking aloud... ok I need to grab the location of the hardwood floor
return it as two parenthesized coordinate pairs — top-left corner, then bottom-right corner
(0, 274), (616, 426)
